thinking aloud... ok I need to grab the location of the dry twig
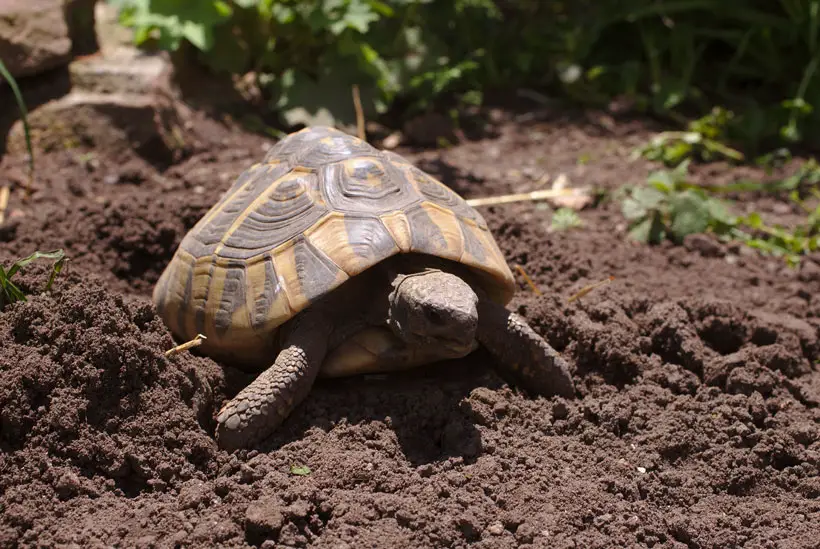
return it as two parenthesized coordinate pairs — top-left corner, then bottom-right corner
(352, 84), (365, 141)
(165, 334), (207, 357)
(567, 276), (615, 303)
(466, 187), (588, 207)
(0, 186), (8, 225)
(514, 264), (542, 295)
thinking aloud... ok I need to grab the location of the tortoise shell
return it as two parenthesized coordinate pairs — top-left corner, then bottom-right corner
(153, 126), (515, 365)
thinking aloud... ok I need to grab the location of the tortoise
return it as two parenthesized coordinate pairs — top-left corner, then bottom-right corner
(153, 126), (575, 451)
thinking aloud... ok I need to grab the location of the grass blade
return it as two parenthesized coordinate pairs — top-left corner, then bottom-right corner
(0, 249), (67, 310)
(0, 59), (34, 197)
(0, 265), (26, 309)
(44, 254), (67, 292)
(7, 249), (66, 279)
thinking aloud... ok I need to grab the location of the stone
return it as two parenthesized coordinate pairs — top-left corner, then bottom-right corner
(69, 50), (173, 96)
(5, 0), (188, 167)
(0, 0), (72, 78)
(93, 0), (137, 57)
(7, 90), (186, 166)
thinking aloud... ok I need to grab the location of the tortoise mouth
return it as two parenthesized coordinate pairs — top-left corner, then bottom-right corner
(411, 332), (478, 357)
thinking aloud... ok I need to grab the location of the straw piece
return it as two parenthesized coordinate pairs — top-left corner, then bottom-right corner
(465, 188), (585, 207)
(165, 334), (207, 357)
(0, 186), (9, 225)
(514, 264), (542, 295)
(567, 276), (615, 303)
(352, 84), (365, 141)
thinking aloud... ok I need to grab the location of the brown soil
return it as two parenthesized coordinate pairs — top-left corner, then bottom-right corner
(1, 101), (818, 549)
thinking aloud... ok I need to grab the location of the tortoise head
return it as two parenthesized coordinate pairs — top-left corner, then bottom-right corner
(386, 269), (478, 357)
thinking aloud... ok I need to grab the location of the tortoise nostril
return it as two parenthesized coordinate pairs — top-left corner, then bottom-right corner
(426, 309), (445, 325)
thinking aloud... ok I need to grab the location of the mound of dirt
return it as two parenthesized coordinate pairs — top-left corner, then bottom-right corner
(0, 266), (227, 544)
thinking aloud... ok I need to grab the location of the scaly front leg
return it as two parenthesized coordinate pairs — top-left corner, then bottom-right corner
(476, 299), (575, 398)
(215, 309), (333, 451)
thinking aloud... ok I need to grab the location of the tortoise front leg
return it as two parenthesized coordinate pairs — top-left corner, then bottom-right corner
(215, 309), (333, 451)
(476, 299), (575, 399)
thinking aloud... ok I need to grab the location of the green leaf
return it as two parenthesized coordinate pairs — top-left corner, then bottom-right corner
(133, 25), (154, 45)
(204, 23), (251, 73)
(328, 0), (379, 35)
(181, 21), (213, 51)
(366, 0), (394, 17)
(45, 254), (68, 292)
(628, 214), (665, 244)
(271, 63), (383, 128)
(550, 208), (583, 231)
(229, 0), (256, 10)
(705, 198), (736, 226)
(0, 278), (27, 309)
(0, 249), (66, 310)
(669, 190), (711, 241)
(7, 249), (66, 279)
(782, 97), (813, 114)
(630, 186), (667, 209)
(653, 76), (687, 111)
(662, 142), (693, 166)
(289, 464), (311, 476)
(646, 170), (675, 193)
(621, 198), (648, 221)
(743, 212), (764, 229)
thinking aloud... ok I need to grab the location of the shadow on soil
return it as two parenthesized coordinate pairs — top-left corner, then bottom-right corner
(219, 352), (506, 466)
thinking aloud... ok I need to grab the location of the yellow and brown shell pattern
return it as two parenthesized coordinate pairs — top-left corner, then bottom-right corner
(153, 126), (515, 365)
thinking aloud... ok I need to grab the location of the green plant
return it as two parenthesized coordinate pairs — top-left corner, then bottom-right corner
(621, 161), (819, 266)
(621, 161), (728, 244)
(633, 107), (745, 166)
(109, 1), (820, 153)
(289, 464), (311, 476)
(550, 207), (583, 231)
(735, 209), (819, 267)
(0, 250), (67, 310)
(570, 1), (820, 152)
(111, 0), (497, 126)
(0, 59), (34, 192)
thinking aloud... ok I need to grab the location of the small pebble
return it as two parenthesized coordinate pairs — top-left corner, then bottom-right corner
(594, 513), (613, 526)
(487, 522), (505, 536)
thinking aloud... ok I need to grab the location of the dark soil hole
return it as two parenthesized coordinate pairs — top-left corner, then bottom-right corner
(698, 319), (748, 355)
(112, 474), (149, 499)
(751, 326), (779, 347)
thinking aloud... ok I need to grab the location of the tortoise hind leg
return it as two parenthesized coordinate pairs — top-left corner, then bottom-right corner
(476, 299), (575, 398)
(215, 310), (334, 451)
